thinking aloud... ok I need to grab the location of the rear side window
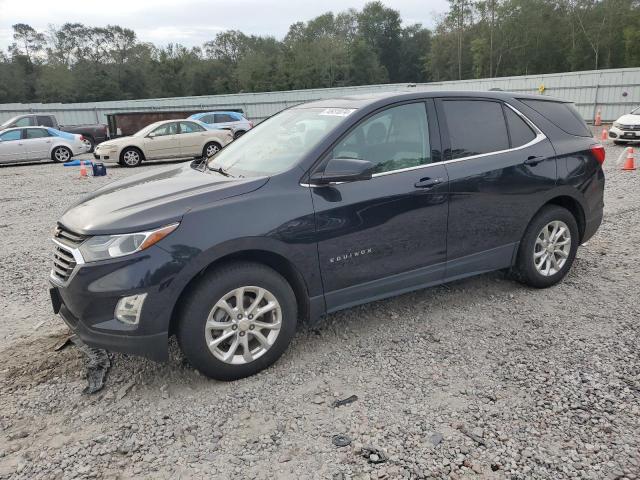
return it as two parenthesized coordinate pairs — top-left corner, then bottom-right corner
(26, 128), (50, 139)
(504, 107), (536, 147)
(37, 116), (54, 127)
(442, 100), (509, 159)
(519, 99), (590, 137)
(214, 113), (235, 123)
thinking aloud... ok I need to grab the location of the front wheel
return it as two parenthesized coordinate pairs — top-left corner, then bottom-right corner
(120, 147), (142, 167)
(52, 146), (72, 163)
(513, 205), (579, 288)
(203, 142), (221, 159)
(177, 262), (297, 381)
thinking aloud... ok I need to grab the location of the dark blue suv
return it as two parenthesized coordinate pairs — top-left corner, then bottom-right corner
(49, 91), (605, 380)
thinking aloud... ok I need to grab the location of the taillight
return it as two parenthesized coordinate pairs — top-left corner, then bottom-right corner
(590, 144), (605, 165)
(79, 135), (85, 141)
(249, 121), (254, 128)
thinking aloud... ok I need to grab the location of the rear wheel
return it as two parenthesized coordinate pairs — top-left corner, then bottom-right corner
(52, 146), (72, 163)
(177, 262), (297, 381)
(81, 136), (95, 153)
(233, 130), (246, 140)
(120, 147), (142, 167)
(513, 205), (579, 288)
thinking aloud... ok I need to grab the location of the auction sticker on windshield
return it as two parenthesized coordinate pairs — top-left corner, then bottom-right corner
(319, 108), (356, 117)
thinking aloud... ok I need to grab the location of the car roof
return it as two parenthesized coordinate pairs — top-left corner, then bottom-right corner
(191, 111), (241, 117)
(294, 90), (567, 110)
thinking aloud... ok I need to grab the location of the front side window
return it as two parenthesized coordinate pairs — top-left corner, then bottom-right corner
(442, 100), (509, 159)
(331, 102), (430, 174)
(0, 130), (22, 141)
(179, 121), (205, 134)
(150, 122), (178, 137)
(14, 117), (32, 127)
(26, 128), (51, 139)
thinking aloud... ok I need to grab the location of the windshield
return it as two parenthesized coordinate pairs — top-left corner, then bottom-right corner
(206, 107), (354, 176)
(0, 116), (20, 130)
(631, 106), (640, 115)
(133, 122), (163, 137)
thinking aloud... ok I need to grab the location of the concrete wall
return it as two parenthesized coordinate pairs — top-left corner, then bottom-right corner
(1, 67), (638, 126)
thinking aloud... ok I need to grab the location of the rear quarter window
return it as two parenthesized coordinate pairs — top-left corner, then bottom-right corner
(519, 99), (591, 137)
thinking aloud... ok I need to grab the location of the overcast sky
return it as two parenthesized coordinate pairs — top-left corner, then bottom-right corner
(0, 0), (449, 50)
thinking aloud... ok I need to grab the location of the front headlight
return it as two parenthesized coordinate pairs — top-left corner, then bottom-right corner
(613, 122), (622, 129)
(79, 223), (179, 262)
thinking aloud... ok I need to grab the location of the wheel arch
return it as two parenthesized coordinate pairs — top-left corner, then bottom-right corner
(544, 195), (586, 241)
(168, 249), (311, 337)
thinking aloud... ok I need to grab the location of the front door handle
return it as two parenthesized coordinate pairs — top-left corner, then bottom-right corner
(414, 177), (444, 189)
(524, 155), (544, 166)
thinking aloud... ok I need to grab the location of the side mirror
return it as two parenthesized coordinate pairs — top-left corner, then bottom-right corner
(309, 158), (375, 186)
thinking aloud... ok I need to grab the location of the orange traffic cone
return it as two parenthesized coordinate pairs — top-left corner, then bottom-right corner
(622, 147), (636, 171)
(79, 161), (88, 178)
(601, 128), (608, 141)
(594, 109), (602, 127)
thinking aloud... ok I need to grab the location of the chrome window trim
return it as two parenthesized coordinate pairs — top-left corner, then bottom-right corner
(301, 103), (546, 186)
(49, 238), (85, 287)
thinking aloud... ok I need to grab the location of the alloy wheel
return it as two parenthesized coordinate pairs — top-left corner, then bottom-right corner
(54, 147), (70, 162)
(534, 220), (572, 276)
(206, 144), (220, 157)
(123, 150), (140, 166)
(204, 286), (282, 365)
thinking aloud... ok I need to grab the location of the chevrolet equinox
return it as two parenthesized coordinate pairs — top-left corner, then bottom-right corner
(49, 92), (605, 380)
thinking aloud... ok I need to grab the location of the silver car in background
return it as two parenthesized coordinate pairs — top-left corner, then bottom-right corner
(0, 126), (87, 164)
(188, 111), (254, 139)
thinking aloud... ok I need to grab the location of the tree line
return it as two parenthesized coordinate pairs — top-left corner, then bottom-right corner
(0, 0), (638, 104)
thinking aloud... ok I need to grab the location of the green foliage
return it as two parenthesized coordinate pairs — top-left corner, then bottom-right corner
(0, 0), (638, 104)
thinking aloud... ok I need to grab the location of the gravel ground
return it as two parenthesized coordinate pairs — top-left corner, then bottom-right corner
(0, 137), (639, 479)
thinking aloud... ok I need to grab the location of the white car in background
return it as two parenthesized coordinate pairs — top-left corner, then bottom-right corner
(0, 126), (86, 164)
(94, 119), (233, 167)
(609, 106), (640, 145)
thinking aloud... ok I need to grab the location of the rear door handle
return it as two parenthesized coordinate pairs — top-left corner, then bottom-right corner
(414, 177), (444, 189)
(524, 155), (544, 166)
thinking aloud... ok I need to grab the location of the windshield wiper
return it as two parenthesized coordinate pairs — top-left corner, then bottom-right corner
(207, 163), (233, 177)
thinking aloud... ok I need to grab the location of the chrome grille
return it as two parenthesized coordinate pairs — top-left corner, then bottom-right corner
(54, 224), (86, 247)
(619, 124), (640, 131)
(52, 245), (77, 283)
(51, 225), (85, 284)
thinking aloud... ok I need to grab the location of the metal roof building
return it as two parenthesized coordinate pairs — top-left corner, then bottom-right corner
(0, 67), (638, 126)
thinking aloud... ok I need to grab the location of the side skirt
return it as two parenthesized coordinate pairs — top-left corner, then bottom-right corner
(322, 242), (518, 316)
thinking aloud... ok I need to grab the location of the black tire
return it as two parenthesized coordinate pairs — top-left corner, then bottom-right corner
(202, 142), (222, 159)
(120, 147), (143, 167)
(513, 205), (579, 288)
(51, 146), (73, 163)
(233, 130), (246, 140)
(81, 136), (95, 153)
(613, 140), (628, 146)
(177, 262), (297, 381)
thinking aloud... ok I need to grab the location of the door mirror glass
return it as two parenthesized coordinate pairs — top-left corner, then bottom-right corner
(310, 158), (374, 185)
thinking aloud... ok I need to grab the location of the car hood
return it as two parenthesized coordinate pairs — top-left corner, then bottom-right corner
(97, 136), (139, 149)
(616, 114), (640, 126)
(59, 163), (269, 235)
